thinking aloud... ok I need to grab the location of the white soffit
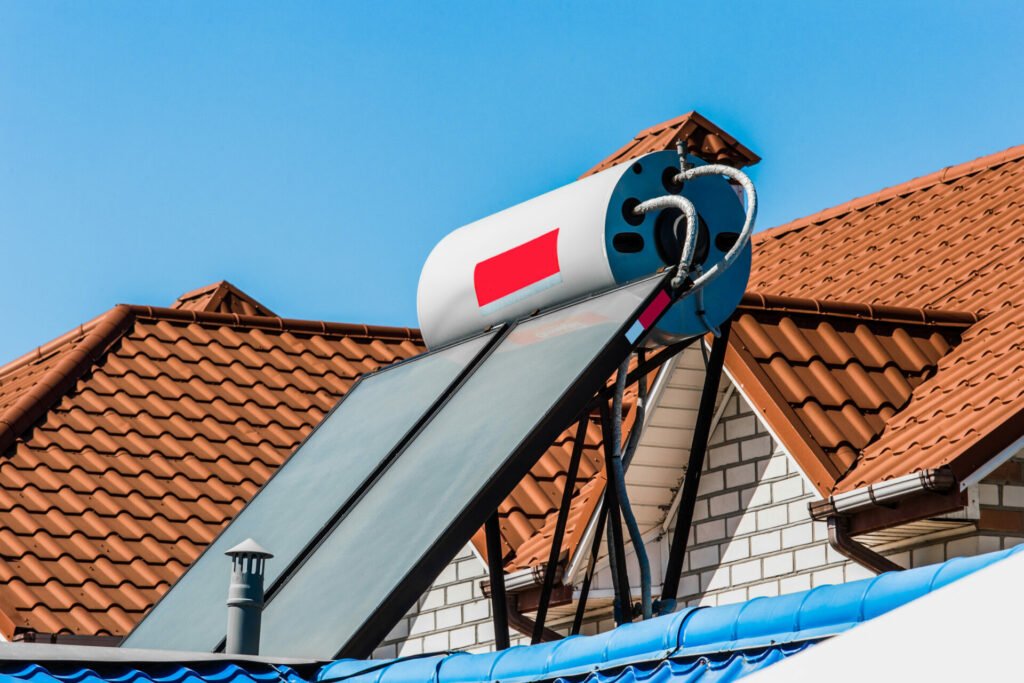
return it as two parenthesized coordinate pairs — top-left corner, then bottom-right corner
(625, 344), (724, 533)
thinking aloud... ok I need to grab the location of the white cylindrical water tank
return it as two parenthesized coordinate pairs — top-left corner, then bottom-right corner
(417, 150), (750, 349)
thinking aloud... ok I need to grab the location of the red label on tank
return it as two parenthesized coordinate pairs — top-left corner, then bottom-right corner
(474, 229), (561, 310)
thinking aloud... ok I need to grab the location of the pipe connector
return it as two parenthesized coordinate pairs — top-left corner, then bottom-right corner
(225, 538), (273, 656)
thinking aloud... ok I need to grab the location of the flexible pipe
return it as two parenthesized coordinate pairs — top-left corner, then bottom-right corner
(611, 359), (653, 619)
(675, 164), (758, 294)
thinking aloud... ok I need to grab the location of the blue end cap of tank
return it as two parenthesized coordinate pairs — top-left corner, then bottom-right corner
(604, 151), (751, 342)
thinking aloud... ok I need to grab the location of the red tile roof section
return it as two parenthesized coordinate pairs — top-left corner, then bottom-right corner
(748, 144), (1024, 492)
(837, 302), (1024, 492)
(580, 111), (760, 178)
(0, 321), (105, 415)
(0, 292), (422, 638)
(751, 144), (1024, 315)
(725, 294), (976, 495)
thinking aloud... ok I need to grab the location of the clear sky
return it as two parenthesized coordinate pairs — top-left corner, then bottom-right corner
(1, 2), (1022, 363)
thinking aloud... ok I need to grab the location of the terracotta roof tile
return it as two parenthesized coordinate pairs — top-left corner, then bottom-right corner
(171, 281), (276, 317)
(0, 288), (425, 637)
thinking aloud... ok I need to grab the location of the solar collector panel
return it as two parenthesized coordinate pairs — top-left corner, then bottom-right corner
(257, 273), (675, 658)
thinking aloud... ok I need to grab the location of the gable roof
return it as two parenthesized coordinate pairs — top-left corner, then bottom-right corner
(747, 144), (1024, 492)
(581, 111), (760, 178)
(171, 281), (277, 317)
(725, 294), (976, 494)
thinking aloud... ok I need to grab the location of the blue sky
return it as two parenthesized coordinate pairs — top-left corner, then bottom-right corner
(1, 2), (1022, 362)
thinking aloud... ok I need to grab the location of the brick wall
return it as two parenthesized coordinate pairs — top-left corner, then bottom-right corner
(665, 390), (1024, 607)
(377, 381), (1024, 655)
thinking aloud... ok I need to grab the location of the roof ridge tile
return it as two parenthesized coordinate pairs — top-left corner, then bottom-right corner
(759, 143), (1024, 242)
(124, 304), (420, 342)
(737, 292), (978, 327)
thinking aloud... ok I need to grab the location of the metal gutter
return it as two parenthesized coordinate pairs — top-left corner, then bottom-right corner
(809, 469), (956, 519)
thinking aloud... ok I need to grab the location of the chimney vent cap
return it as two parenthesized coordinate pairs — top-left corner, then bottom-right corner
(225, 538), (273, 559)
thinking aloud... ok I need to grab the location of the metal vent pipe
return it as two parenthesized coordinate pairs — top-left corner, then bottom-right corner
(225, 539), (273, 655)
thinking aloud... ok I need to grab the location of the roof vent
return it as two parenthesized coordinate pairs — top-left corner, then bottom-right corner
(225, 539), (273, 655)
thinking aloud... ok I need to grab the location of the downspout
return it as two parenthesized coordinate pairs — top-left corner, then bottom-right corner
(826, 516), (901, 574)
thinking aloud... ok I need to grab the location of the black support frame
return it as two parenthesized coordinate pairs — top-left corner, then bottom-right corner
(334, 272), (681, 658)
(531, 414), (588, 644)
(485, 513), (511, 650)
(570, 490), (609, 635)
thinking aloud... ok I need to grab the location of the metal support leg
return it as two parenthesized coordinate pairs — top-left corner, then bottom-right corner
(485, 513), (510, 650)
(532, 415), (587, 644)
(571, 487), (609, 635)
(600, 401), (632, 625)
(661, 322), (732, 607)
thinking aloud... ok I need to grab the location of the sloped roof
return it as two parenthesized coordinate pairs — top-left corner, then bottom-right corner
(748, 144), (1024, 492)
(0, 280), (625, 637)
(0, 283), (422, 637)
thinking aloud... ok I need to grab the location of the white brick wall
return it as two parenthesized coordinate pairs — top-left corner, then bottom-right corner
(664, 392), (1024, 608)
(375, 544), (500, 658)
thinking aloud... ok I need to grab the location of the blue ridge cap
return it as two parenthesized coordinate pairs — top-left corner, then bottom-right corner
(319, 545), (1024, 683)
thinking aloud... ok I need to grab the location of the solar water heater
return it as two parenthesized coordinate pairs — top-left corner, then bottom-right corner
(124, 149), (756, 658)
